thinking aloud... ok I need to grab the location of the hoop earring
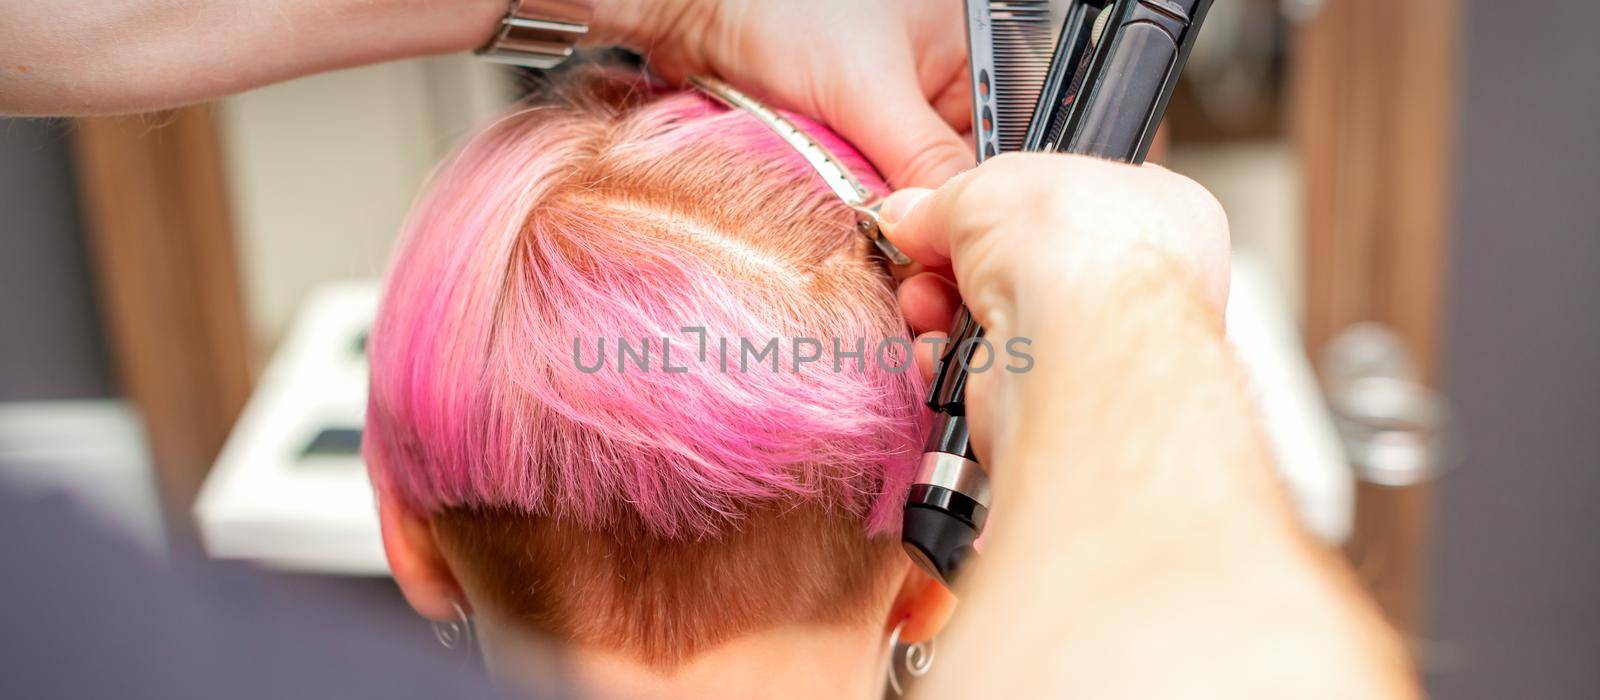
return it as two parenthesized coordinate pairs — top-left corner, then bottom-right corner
(885, 620), (936, 696)
(432, 600), (476, 656)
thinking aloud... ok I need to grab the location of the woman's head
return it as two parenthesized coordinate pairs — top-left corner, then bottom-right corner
(365, 70), (952, 675)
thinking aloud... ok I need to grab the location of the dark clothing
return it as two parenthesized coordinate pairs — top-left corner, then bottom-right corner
(0, 481), (545, 700)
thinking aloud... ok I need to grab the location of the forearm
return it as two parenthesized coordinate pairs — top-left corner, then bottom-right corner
(0, 0), (676, 116)
(928, 256), (1418, 698)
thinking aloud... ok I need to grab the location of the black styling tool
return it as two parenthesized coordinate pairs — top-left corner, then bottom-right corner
(903, 0), (1214, 586)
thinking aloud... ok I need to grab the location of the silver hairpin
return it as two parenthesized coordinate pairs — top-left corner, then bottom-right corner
(688, 76), (912, 265)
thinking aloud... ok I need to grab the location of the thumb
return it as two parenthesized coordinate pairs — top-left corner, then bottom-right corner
(877, 187), (946, 267)
(877, 161), (985, 269)
(829, 79), (974, 189)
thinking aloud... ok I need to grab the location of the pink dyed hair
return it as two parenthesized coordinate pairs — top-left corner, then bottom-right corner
(363, 72), (927, 539)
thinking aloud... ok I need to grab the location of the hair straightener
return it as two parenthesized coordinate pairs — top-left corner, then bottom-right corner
(903, 0), (1215, 587)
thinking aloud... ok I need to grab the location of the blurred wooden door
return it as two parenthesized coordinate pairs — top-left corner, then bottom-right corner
(1291, 0), (1460, 644)
(71, 106), (254, 534)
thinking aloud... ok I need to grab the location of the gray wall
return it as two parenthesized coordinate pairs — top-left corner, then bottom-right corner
(0, 119), (113, 400)
(1431, 1), (1600, 697)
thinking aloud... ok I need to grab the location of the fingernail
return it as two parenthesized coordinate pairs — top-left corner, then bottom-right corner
(878, 188), (934, 226)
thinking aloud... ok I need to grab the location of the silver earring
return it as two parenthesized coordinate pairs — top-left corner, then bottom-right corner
(432, 600), (476, 655)
(886, 620), (936, 696)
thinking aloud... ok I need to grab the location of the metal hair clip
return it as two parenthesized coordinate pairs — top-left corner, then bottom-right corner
(688, 76), (912, 265)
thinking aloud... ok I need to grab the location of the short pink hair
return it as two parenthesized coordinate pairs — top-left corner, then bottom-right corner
(364, 72), (926, 539)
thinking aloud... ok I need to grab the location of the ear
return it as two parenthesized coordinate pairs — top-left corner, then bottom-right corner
(887, 562), (959, 644)
(377, 490), (468, 621)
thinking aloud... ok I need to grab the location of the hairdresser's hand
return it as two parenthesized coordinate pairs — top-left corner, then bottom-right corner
(880, 153), (1418, 700)
(880, 153), (1231, 454)
(598, 0), (974, 188)
(883, 152), (1231, 339)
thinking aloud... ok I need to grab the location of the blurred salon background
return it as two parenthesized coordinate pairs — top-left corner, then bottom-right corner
(1, 1), (1595, 696)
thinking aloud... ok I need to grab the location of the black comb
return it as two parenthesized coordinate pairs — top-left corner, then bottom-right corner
(965, 0), (1061, 161)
